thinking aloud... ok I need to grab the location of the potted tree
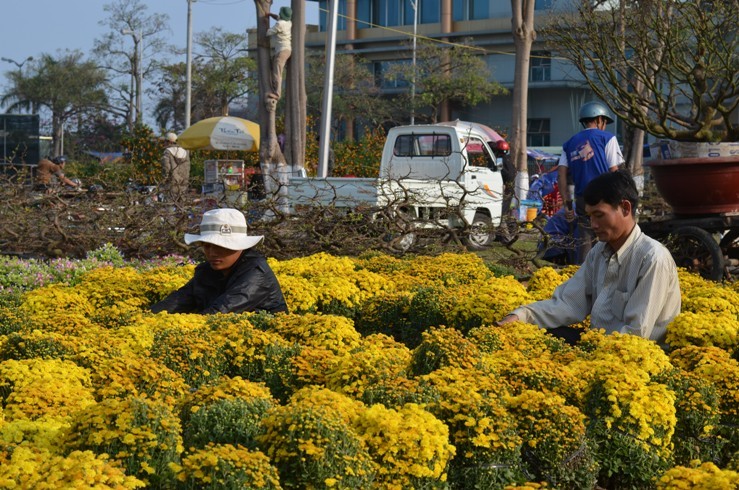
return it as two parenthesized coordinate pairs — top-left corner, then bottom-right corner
(543, 0), (739, 215)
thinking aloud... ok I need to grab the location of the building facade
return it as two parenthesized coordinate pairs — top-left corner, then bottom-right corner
(306, 0), (597, 147)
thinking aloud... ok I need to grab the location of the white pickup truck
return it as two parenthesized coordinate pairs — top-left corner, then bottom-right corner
(288, 121), (508, 250)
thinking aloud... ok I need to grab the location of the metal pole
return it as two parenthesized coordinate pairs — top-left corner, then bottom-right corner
(318, 0), (339, 178)
(136, 33), (143, 124)
(411, 0), (417, 126)
(185, 0), (195, 128)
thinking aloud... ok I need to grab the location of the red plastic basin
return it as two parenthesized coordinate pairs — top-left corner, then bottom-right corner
(645, 157), (739, 215)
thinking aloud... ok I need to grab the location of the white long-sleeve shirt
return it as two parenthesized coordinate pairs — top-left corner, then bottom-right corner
(512, 225), (681, 345)
(267, 20), (292, 54)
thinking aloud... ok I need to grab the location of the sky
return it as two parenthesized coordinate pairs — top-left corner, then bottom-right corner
(0, 0), (320, 116)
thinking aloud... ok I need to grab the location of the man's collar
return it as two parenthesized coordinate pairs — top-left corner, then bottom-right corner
(604, 224), (641, 260)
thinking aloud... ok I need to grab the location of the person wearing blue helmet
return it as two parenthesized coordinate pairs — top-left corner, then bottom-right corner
(558, 101), (624, 264)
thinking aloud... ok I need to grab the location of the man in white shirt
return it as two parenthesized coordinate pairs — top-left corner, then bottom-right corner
(266, 7), (293, 100)
(497, 170), (681, 347)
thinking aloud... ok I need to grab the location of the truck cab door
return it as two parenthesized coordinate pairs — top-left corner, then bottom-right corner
(462, 137), (503, 203)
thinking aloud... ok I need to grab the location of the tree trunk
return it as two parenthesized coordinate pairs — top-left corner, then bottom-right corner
(253, 0), (286, 207)
(52, 114), (63, 157)
(510, 0), (536, 205)
(285, 0), (306, 173)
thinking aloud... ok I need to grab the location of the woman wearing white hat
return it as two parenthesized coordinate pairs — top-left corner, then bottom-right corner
(151, 208), (288, 314)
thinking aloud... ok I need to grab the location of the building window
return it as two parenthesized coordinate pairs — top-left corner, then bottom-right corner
(530, 52), (551, 82)
(527, 118), (551, 147)
(318, 0), (347, 31)
(453, 0), (490, 21)
(420, 0), (440, 23)
(357, 0), (372, 27)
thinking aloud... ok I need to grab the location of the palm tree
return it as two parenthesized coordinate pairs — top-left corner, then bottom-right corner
(2, 51), (108, 156)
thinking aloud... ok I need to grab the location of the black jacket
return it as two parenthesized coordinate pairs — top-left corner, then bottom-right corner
(150, 249), (288, 315)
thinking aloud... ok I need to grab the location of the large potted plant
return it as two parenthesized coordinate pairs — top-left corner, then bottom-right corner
(543, 0), (739, 215)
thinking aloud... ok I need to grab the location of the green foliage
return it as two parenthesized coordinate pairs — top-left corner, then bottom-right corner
(120, 124), (165, 185)
(182, 398), (272, 451)
(656, 368), (726, 466)
(150, 327), (229, 389)
(1, 51), (108, 152)
(86, 243), (126, 267)
(386, 40), (507, 123)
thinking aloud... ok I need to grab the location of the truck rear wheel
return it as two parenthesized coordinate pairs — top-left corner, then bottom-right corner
(665, 226), (724, 281)
(465, 212), (495, 250)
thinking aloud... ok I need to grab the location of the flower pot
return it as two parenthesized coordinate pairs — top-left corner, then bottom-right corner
(644, 156), (739, 215)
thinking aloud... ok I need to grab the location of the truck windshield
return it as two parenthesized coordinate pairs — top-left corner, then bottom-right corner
(394, 134), (452, 157)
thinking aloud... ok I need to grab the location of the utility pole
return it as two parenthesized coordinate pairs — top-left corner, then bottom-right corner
(317, 0), (339, 178)
(185, 0), (196, 128)
(410, 0), (418, 125)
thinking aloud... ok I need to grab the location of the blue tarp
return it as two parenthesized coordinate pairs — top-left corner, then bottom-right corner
(86, 151), (126, 163)
(526, 148), (559, 162)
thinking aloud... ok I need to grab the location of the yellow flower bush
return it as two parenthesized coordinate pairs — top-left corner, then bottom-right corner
(355, 403), (455, 489)
(326, 333), (412, 402)
(19, 284), (95, 319)
(667, 311), (738, 353)
(271, 253), (392, 314)
(526, 266), (568, 301)
(670, 346), (739, 419)
(578, 329), (673, 378)
(63, 396), (183, 487)
(178, 376), (275, 450)
(91, 354), (189, 407)
(410, 326), (481, 376)
(74, 266), (150, 309)
(208, 317), (298, 401)
(0, 359), (95, 421)
(3, 251), (739, 488)
(265, 313), (361, 355)
(583, 361), (677, 488)
(0, 330), (76, 362)
(150, 324), (228, 388)
(495, 357), (580, 403)
(171, 443), (282, 490)
(506, 390), (598, 489)
(257, 388), (375, 489)
(657, 461), (739, 489)
(656, 368), (724, 465)
(0, 446), (145, 489)
(0, 417), (69, 453)
(420, 365), (524, 488)
(447, 276), (532, 331)
(681, 284), (739, 317)
(474, 322), (565, 361)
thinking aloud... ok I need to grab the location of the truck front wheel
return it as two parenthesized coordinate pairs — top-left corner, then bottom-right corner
(465, 212), (495, 250)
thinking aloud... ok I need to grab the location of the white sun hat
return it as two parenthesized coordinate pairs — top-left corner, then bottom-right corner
(184, 208), (263, 250)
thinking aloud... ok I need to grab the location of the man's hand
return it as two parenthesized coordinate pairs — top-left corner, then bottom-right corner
(495, 314), (519, 326)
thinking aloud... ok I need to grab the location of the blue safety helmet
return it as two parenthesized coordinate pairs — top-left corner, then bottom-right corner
(578, 101), (614, 124)
(52, 155), (68, 164)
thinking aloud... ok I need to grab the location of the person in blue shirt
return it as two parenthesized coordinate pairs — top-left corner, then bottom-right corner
(558, 101), (624, 264)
